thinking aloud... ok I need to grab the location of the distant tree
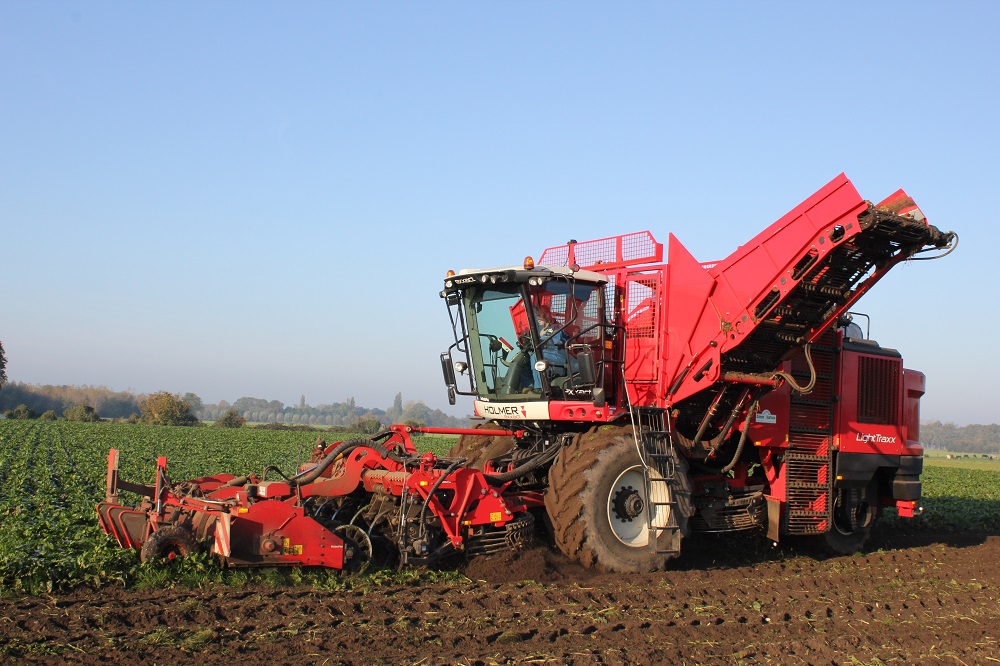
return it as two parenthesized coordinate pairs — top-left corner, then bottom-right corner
(39, 410), (58, 421)
(350, 416), (383, 434)
(386, 392), (404, 423)
(182, 393), (204, 416)
(5, 404), (37, 420)
(0, 340), (7, 392)
(64, 404), (101, 422)
(213, 410), (246, 429)
(299, 394), (306, 409)
(139, 391), (198, 426)
(0, 381), (140, 419)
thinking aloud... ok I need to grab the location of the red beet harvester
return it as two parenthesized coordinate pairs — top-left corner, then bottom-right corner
(98, 174), (957, 572)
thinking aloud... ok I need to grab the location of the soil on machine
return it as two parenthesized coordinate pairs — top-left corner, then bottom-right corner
(3, 526), (998, 665)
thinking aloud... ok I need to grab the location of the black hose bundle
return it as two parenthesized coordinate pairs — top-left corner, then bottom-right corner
(290, 438), (369, 486)
(483, 440), (563, 485)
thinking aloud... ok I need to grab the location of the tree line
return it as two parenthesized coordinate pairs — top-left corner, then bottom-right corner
(0, 381), (467, 429)
(921, 421), (1000, 455)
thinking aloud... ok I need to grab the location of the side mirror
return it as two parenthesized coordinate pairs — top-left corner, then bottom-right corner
(440, 352), (457, 387)
(575, 347), (597, 386)
(448, 386), (457, 406)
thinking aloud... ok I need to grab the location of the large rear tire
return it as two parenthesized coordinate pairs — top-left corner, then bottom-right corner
(448, 422), (516, 470)
(546, 429), (693, 572)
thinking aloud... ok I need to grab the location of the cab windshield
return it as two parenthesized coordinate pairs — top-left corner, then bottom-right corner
(464, 278), (602, 401)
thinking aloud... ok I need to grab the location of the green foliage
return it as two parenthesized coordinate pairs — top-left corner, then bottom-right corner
(4, 404), (37, 420)
(2, 382), (470, 428)
(351, 416), (383, 434)
(0, 340), (6, 390)
(3, 417), (993, 600)
(0, 382), (140, 419)
(886, 466), (1000, 532)
(213, 409), (246, 429)
(250, 422), (319, 431)
(181, 392), (204, 415)
(0, 420), (457, 594)
(64, 404), (100, 422)
(39, 410), (58, 421)
(139, 391), (198, 426)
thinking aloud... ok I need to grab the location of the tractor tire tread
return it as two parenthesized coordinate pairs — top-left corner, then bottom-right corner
(546, 426), (693, 573)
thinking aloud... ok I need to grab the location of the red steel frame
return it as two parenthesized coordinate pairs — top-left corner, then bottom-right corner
(97, 425), (544, 570)
(541, 173), (942, 415)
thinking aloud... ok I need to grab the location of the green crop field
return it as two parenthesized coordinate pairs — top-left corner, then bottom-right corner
(0, 420), (456, 594)
(0, 420), (998, 596)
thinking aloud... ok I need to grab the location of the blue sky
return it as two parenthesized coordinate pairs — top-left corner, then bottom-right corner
(1, 2), (996, 425)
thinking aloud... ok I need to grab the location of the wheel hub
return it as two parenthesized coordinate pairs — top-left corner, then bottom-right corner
(612, 486), (645, 521)
(606, 465), (658, 548)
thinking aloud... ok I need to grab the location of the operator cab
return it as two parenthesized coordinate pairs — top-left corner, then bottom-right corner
(440, 264), (610, 407)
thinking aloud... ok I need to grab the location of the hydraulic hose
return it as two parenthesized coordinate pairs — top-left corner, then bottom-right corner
(418, 457), (467, 534)
(771, 343), (817, 395)
(720, 401), (758, 475)
(221, 475), (249, 488)
(290, 438), (369, 487)
(910, 230), (958, 261)
(225, 436), (393, 488)
(366, 430), (410, 464)
(483, 441), (563, 485)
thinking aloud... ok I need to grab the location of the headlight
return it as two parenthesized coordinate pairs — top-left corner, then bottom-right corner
(534, 360), (548, 373)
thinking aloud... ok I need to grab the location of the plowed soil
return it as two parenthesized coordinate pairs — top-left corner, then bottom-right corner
(3, 526), (998, 665)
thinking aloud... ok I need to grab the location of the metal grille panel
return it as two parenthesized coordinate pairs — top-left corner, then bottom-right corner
(625, 273), (660, 338)
(858, 356), (899, 424)
(539, 231), (661, 269)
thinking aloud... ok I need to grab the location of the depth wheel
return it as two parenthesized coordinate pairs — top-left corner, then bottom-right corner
(546, 429), (693, 572)
(140, 525), (199, 563)
(334, 524), (373, 573)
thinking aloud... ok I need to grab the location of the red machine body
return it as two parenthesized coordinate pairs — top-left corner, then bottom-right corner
(98, 425), (541, 570)
(98, 174), (956, 572)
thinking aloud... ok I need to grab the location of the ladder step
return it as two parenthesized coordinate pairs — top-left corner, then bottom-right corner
(789, 426), (833, 436)
(784, 451), (828, 461)
(788, 509), (828, 518)
(786, 482), (828, 491)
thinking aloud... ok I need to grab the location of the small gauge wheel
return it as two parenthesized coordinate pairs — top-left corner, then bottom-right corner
(334, 524), (373, 571)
